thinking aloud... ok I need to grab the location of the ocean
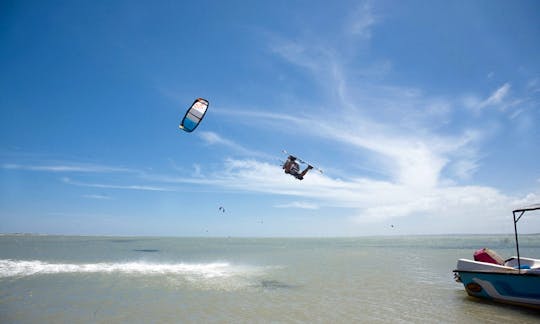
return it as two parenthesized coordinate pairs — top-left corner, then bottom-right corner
(1, 235), (539, 323)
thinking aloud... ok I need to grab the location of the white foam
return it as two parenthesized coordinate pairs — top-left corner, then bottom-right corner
(0, 259), (255, 279)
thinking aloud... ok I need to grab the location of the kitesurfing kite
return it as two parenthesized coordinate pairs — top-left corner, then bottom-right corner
(281, 150), (322, 180)
(179, 98), (209, 132)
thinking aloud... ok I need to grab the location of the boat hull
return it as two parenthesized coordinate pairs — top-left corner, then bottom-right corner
(455, 270), (540, 308)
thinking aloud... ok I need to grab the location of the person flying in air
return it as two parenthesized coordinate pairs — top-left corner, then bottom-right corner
(282, 155), (313, 180)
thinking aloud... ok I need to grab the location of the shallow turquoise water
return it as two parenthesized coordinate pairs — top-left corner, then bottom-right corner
(1, 235), (539, 323)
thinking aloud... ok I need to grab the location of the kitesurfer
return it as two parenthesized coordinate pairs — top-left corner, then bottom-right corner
(283, 155), (313, 180)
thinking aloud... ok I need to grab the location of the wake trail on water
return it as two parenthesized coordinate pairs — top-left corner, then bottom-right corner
(0, 259), (263, 279)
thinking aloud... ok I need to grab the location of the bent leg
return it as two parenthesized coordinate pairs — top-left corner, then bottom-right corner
(298, 165), (314, 179)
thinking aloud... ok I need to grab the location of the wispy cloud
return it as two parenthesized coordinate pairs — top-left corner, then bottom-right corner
(2, 163), (134, 173)
(192, 163), (202, 177)
(214, 107), (478, 188)
(347, 2), (378, 39)
(198, 131), (271, 158)
(464, 83), (512, 113)
(260, 15), (505, 190)
(479, 83), (511, 109)
(148, 157), (522, 232)
(180, 16), (537, 232)
(526, 78), (540, 93)
(270, 39), (322, 72)
(274, 201), (320, 210)
(62, 177), (174, 192)
(82, 194), (113, 200)
(449, 158), (480, 181)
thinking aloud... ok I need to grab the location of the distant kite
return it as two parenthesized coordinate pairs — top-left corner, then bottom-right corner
(219, 206), (225, 213)
(179, 98), (209, 132)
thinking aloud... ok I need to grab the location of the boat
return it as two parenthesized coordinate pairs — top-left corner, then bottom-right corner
(453, 204), (540, 308)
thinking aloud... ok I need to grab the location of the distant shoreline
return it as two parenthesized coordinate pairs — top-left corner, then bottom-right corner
(1, 233), (539, 238)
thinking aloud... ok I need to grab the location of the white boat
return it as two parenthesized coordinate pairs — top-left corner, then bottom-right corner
(453, 204), (540, 308)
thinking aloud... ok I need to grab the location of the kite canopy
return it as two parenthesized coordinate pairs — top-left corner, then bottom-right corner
(179, 98), (209, 132)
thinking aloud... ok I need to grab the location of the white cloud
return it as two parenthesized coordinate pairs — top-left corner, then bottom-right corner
(259, 20), (506, 192)
(450, 159), (479, 180)
(526, 78), (540, 93)
(82, 194), (112, 200)
(478, 83), (511, 109)
(62, 177), (173, 192)
(270, 40), (321, 71)
(463, 83), (535, 120)
(192, 164), (202, 177)
(509, 108), (524, 120)
(212, 27), (520, 231)
(274, 201), (320, 210)
(198, 131), (270, 158)
(268, 34), (351, 104)
(2, 163), (133, 173)
(347, 2), (377, 39)
(513, 193), (540, 207)
(147, 157), (530, 232)
(199, 131), (231, 146)
(217, 107), (479, 188)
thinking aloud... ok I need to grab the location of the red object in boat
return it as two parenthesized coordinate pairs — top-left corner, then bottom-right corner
(473, 248), (504, 265)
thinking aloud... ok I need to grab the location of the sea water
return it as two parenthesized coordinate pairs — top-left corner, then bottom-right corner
(1, 235), (539, 323)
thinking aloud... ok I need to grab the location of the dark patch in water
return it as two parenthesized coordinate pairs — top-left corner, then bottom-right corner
(133, 249), (160, 253)
(259, 280), (297, 290)
(109, 239), (140, 243)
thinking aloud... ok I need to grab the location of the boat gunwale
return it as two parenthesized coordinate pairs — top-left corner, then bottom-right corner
(453, 269), (540, 277)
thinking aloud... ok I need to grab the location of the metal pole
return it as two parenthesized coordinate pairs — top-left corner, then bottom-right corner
(513, 211), (522, 273)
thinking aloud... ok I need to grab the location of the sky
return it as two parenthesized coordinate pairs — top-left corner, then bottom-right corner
(1, 0), (539, 236)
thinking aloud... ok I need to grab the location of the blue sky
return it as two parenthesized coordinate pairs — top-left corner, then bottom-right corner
(1, 0), (539, 236)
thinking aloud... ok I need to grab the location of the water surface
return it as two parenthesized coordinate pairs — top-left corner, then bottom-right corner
(1, 235), (539, 323)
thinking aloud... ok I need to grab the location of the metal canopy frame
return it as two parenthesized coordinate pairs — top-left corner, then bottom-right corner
(512, 204), (540, 272)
